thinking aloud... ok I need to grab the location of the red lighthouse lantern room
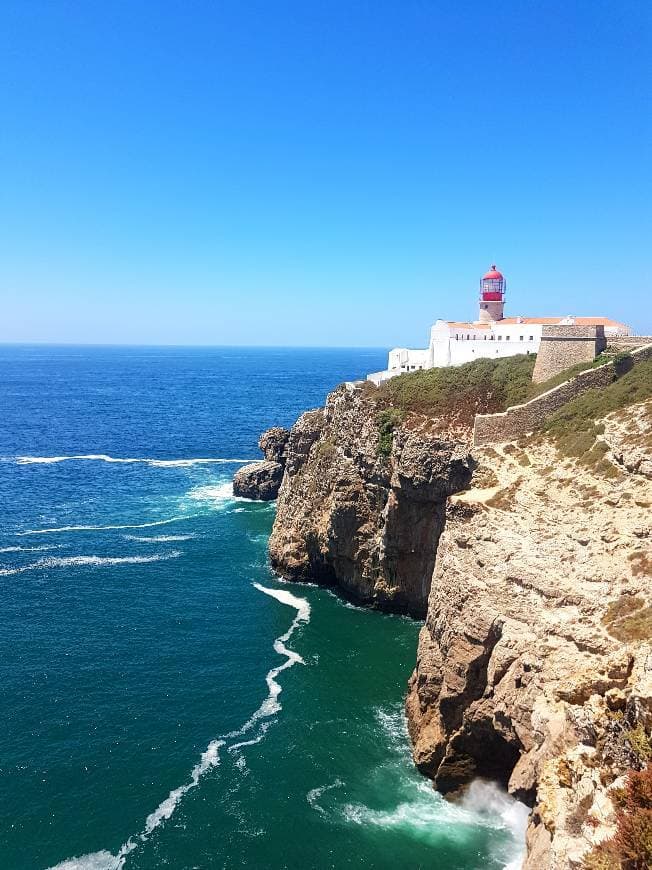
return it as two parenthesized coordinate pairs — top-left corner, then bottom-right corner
(478, 265), (506, 322)
(480, 265), (506, 302)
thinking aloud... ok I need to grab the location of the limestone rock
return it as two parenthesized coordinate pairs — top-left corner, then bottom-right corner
(233, 460), (284, 500)
(268, 383), (473, 615)
(232, 426), (291, 500)
(406, 399), (652, 868)
(259, 427), (290, 463)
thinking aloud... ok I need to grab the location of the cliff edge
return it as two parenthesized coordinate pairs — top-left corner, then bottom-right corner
(262, 355), (652, 867)
(268, 383), (472, 616)
(406, 397), (652, 868)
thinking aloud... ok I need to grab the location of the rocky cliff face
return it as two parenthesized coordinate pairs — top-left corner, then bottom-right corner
(233, 426), (290, 500)
(265, 375), (651, 867)
(406, 399), (652, 868)
(268, 383), (473, 616)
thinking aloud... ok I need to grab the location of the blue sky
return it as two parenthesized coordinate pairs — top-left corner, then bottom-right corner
(1, 1), (650, 345)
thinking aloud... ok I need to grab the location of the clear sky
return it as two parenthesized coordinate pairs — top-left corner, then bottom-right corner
(1, 0), (650, 345)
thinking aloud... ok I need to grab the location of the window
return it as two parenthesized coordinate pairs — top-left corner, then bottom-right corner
(529, 335), (534, 341)
(498, 335), (502, 340)
(520, 336), (524, 341)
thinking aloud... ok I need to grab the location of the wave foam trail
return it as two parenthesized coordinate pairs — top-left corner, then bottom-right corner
(307, 779), (344, 816)
(123, 534), (195, 543)
(47, 849), (123, 870)
(51, 582), (310, 869)
(0, 552), (181, 576)
(12, 454), (251, 467)
(0, 544), (60, 553)
(144, 739), (225, 835)
(227, 584), (310, 751)
(16, 516), (196, 536)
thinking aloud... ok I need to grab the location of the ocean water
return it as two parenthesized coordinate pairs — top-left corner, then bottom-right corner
(0, 346), (527, 870)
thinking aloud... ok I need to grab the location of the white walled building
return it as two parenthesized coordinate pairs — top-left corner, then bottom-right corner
(368, 265), (631, 385)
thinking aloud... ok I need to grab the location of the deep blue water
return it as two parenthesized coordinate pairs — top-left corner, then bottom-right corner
(0, 346), (526, 870)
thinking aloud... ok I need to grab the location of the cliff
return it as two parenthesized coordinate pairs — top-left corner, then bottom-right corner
(263, 357), (651, 867)
(233, 426), (289, 500)
(406, 398), (652, 868)
(268, 383), (472, 616)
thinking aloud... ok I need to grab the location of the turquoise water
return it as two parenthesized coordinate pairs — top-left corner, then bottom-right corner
(0, 346), (526, 869)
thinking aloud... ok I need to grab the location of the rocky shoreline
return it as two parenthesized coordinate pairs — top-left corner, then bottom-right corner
(235, 376), (652, 868)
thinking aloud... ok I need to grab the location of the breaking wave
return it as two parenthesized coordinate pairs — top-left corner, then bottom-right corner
(0, 544), (60, 553)
(16, 516), (195, 536)
(123, 534), (196, 543)
(11, 454), (251, 467)
(185, 482), (241, 506)
(0, 552), (181, 576)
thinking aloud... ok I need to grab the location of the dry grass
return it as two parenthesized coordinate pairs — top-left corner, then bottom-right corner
(485, 477), (523, 511)
(629, 550), (652, 578)
(602, 595), (652, 642)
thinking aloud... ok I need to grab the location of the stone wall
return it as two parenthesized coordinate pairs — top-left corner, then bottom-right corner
(532, 325), (605, 384)
(473, 342), (652, 446)
(605, 335), (652, 353)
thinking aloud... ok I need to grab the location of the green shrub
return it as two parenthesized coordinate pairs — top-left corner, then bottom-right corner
(543, 358), (652, 464)
(377, 354), (536, 426)
(315, 439), (336, 459)
(377, 409), (403, 458)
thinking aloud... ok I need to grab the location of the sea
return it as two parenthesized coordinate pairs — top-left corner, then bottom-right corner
(0, 345), (528, 870)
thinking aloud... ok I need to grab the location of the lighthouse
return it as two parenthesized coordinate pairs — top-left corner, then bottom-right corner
(477, 265), (506, 323)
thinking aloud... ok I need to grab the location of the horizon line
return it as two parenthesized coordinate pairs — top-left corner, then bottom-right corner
(0, 341), (391, 350)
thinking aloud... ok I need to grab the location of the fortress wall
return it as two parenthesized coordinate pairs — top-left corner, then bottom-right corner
(473, 342), (652, 446)
(605, 335), (652, 352)
(531, 325), (605, 384)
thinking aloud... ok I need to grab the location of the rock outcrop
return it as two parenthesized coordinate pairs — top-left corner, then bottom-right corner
(264, 367), (651, 867)
(406, 400), (652, 868)
(268, 383), (473, 616)
(233, 427), (290, 500)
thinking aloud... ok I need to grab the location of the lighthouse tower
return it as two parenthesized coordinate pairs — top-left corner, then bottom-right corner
(477, 265), (506, 323)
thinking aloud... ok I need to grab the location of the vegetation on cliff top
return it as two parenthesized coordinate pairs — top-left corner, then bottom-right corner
(543, 358), (652, 466)
(377, 353), (536, 426)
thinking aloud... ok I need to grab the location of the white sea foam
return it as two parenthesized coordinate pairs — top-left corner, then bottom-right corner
(144, 739), (225, 835)
(460, 780), (530, 867)
(226, 585), (310, 743)
(123, 534), (195, 543)
(0, 552), (181, 576)
(46, 838), (137, 870)
(0, 544), (60, 553)
(307, 779), (344, 816)
(47, 850), (123, 870)
(12, 454), (251, 467)
(186, 482), (239, 506)
(343, 774), (529, 866)
(16, 515), (195, 536)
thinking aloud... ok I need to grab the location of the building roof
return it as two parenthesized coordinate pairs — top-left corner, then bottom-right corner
(445, 316), (629, 329)
(499, 317), (629, 327)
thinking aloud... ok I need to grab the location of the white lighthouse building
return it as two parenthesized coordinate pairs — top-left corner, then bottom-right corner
(367, 265), (632, 385)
